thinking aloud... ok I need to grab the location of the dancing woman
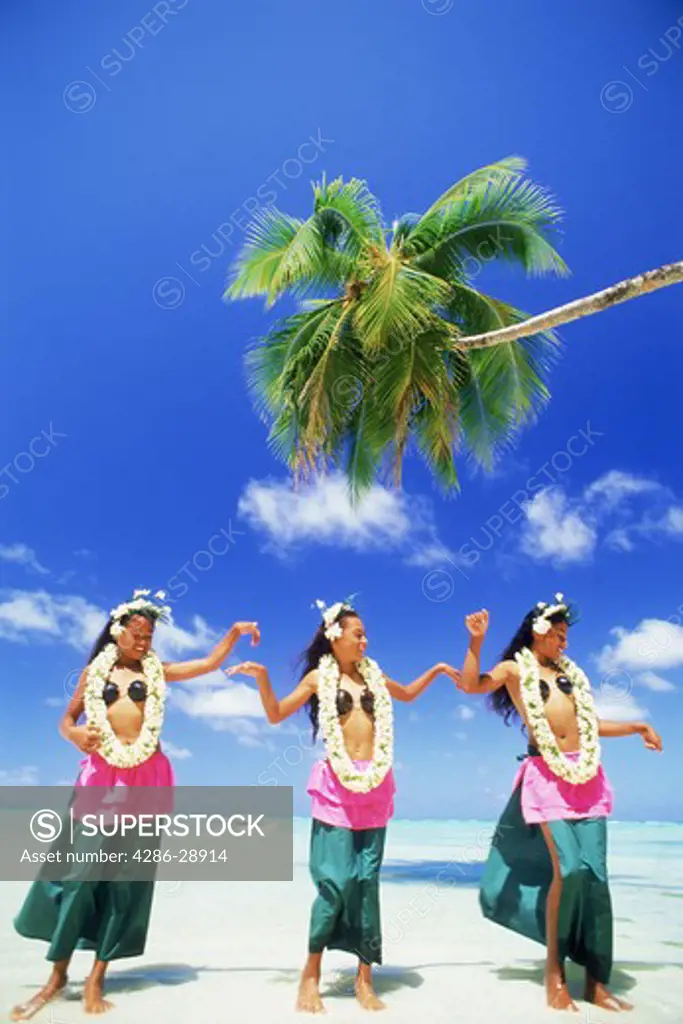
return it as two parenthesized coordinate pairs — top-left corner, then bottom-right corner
(12, 590), (259, 1020)
(457, 596), (662, 1013)
(228, 598), (460, 1014)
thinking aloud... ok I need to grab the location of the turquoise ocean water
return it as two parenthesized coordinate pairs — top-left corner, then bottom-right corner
(293, 818), (683, 957)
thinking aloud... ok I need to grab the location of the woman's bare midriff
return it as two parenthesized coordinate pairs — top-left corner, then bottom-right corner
(104, 667), (147, 744)
(507, 670), (581, 752)
(336, 672), (375, 760)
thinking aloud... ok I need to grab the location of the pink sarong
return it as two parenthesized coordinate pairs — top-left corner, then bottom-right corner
(75, 748), (175, 788)
(307, 758), (396, 830)
(514, 752), (613, 824)
(72, 748), (175, 821)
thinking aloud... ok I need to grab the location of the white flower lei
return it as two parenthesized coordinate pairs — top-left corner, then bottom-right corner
(84, 643), (167, 768)
(317, 654), (394, 793)
(516, 646), (601, 785)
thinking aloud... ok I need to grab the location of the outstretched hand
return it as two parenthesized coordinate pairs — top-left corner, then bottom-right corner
(639, 724), (663, 752)
(231, 621), (261, 647)
(225, 661), (267, 681)
(465, 609), (489, 638)
(440, 664), (463, 687)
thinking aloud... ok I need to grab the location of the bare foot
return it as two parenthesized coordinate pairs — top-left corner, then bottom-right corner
(355, 977), (386, 1011)
(296, 976), (326, 1014)
(546, 975), (578, 1012)
(585, 981), (633, 1012)
(10, 970), (68, 1021)
(83, 976), (114, 1015)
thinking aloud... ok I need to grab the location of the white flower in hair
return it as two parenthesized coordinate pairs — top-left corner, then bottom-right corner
(324, 602), (345, 625)
(325, 622), (344, 641)
(155, 590), (167, 600)
(315, 598), (346, 627)
(133, 589), (151, 598)
(532, 617), (552, 635)
(315, 595), (357, 641)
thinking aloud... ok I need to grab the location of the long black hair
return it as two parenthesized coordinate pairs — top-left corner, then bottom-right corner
(490, 602), (579, 726)
(298, 607), (360, 741)
(88, 609), (158, 665)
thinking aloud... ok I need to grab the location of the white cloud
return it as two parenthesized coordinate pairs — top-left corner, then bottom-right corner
(520, 489), (597, 565)
(0, 543), (49, 575)
(636, 671), (675, 693)
(593, 693), (648, 722)
(596, 619), (683, 674)
(161, 740), (192, 760)
(606, 507), (683, 551)
(210, 716), (275, 749)
(661, 506), (683, 536)
(155, 616), (219, 662)
(604, 528), (635, 552)
(0, 765), (39, 785)
(584, 471), (662, 509)
(239, 474), (409, 552)
(0, 590), (105, 649)
(455, 706), (475, 721)
(405, 541), (457, 568)
(519, 471), (683, 565)
(169, 678), (265, 725)
(238, 472), (454, 566)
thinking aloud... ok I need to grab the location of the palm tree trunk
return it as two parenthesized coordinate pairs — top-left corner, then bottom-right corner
(454, 261), (683, 351)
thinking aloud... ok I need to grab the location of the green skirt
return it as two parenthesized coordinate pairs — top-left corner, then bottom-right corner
(479, 785), (613, 983)
(308, 820), (386, 965)
(14, 879), (156, 962)
(14, 820), (157, 963)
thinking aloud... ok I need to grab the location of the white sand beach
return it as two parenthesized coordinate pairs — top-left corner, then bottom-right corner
(1, 819), (681, 1023)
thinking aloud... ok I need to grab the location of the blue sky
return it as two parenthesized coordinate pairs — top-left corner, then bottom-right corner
(2, 0), (682, 821)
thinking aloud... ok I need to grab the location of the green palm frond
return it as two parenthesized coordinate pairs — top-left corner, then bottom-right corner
(245, 303), (343, 440)
(353, 263), (452, 352)
(225, 208), (353, 308)
(299, 304), (358, 446)
(411, 398), (461, 491)
(313, 175), (386, 255)
(342, 398), (385, 501)
(454, 294), (559, 468)
(420, 155), (528, 218)
(368, 326), (461, 486)
(406, 173), (567, 280)
(225, 209), (304, 304)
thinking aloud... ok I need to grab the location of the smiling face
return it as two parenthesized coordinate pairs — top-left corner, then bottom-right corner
(331, 614), (368, 664)
(117, 613), (154, 660)
(533, 618), (568, 662)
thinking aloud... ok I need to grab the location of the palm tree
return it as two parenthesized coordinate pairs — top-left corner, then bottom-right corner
(224, 158), (679, 497)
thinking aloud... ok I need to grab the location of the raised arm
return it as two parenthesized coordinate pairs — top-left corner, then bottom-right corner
(163, 621), (260, 682)
(459, 609), (518, 694)
(598, 719), (662, 750)
(225, 662), (317, 724)
(385, 662), (461, 703)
